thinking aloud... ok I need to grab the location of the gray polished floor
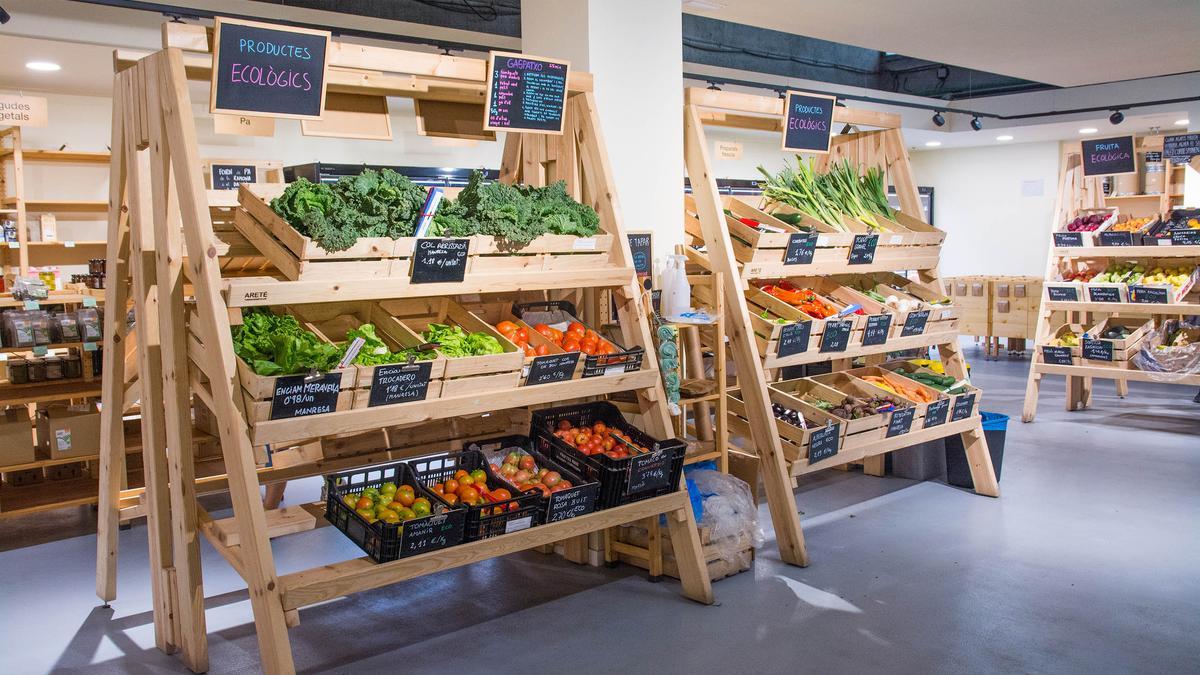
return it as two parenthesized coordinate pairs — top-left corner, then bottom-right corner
(1, 344), (1197, 674)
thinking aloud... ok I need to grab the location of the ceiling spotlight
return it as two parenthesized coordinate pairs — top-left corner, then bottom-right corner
(0, 6), (10, 24)
(931, 112), (946, 127)
(924, 141), (942, 147)
(970, 117), (983, 131)
(840, 124), (857, 135)
(1175, 119), (1190, 127)
(26, 61), (61, 72)
(1079, 127), (1098, 134)
(1109, 110), (1124, 125)
(996, 135), (1013, 141)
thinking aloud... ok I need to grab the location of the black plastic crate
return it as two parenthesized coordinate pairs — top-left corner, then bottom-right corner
(324, 462), (467, 563)
(512, 300), (644, 377)
(465, 435), (601, 523)
(531, 402), (686, 509)
(407, 449), (543, 542)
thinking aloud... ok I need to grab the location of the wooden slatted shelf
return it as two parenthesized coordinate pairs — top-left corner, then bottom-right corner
(1052, 245), (1200, 258)
(1, 241), (109, 266)
(1043, 301), (1200, 316)
(1032, 363), (1200, 386)
(2, 198), (108, 214)
(0, 379), (99, 406)
(0, 149), (110, 163)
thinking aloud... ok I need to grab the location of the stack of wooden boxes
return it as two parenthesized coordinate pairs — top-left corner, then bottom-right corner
(943, 275), (1044, 354)
(944, 276), (992, 337)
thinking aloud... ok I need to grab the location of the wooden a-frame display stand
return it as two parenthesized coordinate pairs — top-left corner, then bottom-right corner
(682, 87), (999, 566)
(98, 31), (712, 674)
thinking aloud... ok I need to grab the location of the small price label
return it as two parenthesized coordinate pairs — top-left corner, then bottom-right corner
(32, 345), (48, 356)
(269, 373), (341, 420)
(524, 352), (580, 386)
(1128, 285), (1169, 304)
(861, 314), (891, 346)
(783, 232), (817, 265)
(83, 341), (99, 352)
(1087, 286), (1122, 303)
(23, 300), (39, 310)
(1098, 230), (1134, 247)
(848, 234), (878, 265)
(546, 482), (600, 522)
(900, 310), (929, 337)
(818, 319), (852, 353)
(1046, 286), (1079, 302)
(775, 321), (812, 358)
(808, 424), (840, 464)
(7, 242), (19, 249)
(885, 407), (916, 438)
(367, 362), (432, 407)
(627, 449), (672, 494)
(951, 393), (977, 422)
(63, 240), (76, 248)
(410, 238), (469, 284)
(1170, 228), (1200, 246)
(1041, 345), (1074, 365)
(1082, 338), (1114, 362)
(399, 509), (466, 557)
(1053, 232), (1084, 247)
(82, 297), (98, 308)
(922, 399), (950, 428)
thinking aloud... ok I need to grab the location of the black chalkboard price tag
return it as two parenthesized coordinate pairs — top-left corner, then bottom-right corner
(211, 163), (257, 190)
(1081, 135), (1136, 177)
(1170, 228), (1200, 246)
(484, 51), (569, 135)
(1046, 286), (1079, 302)
(951, 393), (977, 422)
(1041, 345), (1074, 366)
(411, 238), (469, 284)
(808, 424), (840, 464)
(818, 319), (853, 353)
(900, 310), (930, 337)
(922, 399), (950, 428)
(1087, 286), (1122, 303)
(862, 314), (891, 346)
(848, 234), (878, 265)
(1164, 133), (1200, 165)
(775, 320), (812, 358)
(1053, 232), (1084, 247)
(1098, 230), (1134, 247)
(781, 90), (836, 153)
(1128, 285), (1170, 304)
(783, 232), (818, 265)
(524, 352), (580, 386)
(367, 362), (432, 407)
(627, 450), (672, 494)
(546, 482), (600, 523)
(885, 406), (916, 438)
(269, 373), (341, 420)
(210, 18), (330, 119)
(1082, 338), (1114, 362)
(399, 508), (466, 557)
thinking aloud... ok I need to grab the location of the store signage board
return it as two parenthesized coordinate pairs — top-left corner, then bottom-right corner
(1170, 229), (1200, 246)
(1082, 338), (1114, 362)
(410, 238), (469, 284)
(210, 17), (331, 119)
(862, 314), (891, 346)
(808, 424), (840, 464)
(783, 232), (818, 265)
(776, 321), (812, 358)
(627, 232), (652, 283)
(818, 319), (852, 353)
(1098, 230), (1134, 247)
(1053, 232), (1084, 247)
(885, 407), (915, 438)
(367, 362), (433, 407)
(1087, 286), (1122, 303)
(546, 482), (600, 522)
(0, 94), (48, 128)
(210, 163), (257, 190)
(951, 393), (976, 422)
(213, 113), (276, 137)
(269, 373), (341, 420)
(1081, 135), (1136, 177)
(626, 450), (671, 494)
(483, 51), (569, 135)
(1041, 346), (1074, 366)
(399, 509), (466, 557)
(922, 399), (950, 428)
(524, 352), (580, 386)
(848, 234), (879, 264)
(899, 310), (929, 337)
(781, 90), (836, 153)
(1128, 286), (1170, 304)
(1046, 286), (1079, 302)
(1163, 133), (1200, 165)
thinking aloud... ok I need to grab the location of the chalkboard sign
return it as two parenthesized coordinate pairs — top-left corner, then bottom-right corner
(1163, 133), (1200, 164)
(1170, 228), (1200, 246)
(818, 319), (852, 353)
(900, 310), (929, 337)
(210, 18), (330, 119)
(1041, 345), (1074, 366)
(1081, 135), (1136, 177)
(546, 482), (600, 523)
(210, 163), (257, 190)
(922, 398), (950, 428)
(627, 232), (652, 284)
(1082, 338), (1114, 362)
(951, 393), (976, 422)
(1128, 285), (1169, 304)
(808, 424), (840, 464)
(399, 509), (466, 557)
(1087, 286), (1122, 303)
(1098, 230), (1134, 247)
(776, 321), (812, 358)
(848, 234), (878, 265)
(525, 352), (580, 386)
(484, 51), (569, 134)
(410, 238), (469, 284)
(781, 90), (836, 153)
(783, 232), (818, 265)
(862, 314), (891, 346)
(367, 362), (432, 407)
(1046, 286), (1079, 302)
(269, 373), (341, 420)
(627, 450), (672, 494)
(885, 406), (915, 438)
(1053, 232), (1084, 247)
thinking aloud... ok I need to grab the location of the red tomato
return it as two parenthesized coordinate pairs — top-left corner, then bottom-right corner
(524, 344), (537, 357)
(491, 488), (512, 501)
(592, 422), (607, 434)
(535, 344), (549, 356)
(496, 321), (519, 337)
(515, 327), (529, 342)
(562, 339), (581, 352)
(557, 420), (572, 431)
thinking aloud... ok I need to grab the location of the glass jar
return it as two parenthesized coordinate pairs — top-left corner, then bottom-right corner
(64, 354), (82, 379)
(27, 357), (46, 382)
(45, 355), (64, 380)
(7, 358), (29, 385)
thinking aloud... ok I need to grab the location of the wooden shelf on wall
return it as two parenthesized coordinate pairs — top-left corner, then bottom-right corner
(0, 149), (110, 163)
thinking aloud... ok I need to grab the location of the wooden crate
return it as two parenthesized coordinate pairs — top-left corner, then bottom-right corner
(769, 377), (883, 447)
(1054, 207), (1118, 246)
(945, 276), (990, 337)
(809, 371), (923, 447)
(1037, 323), (1088, 360)
(743, 286), (821, 365)
(1081, 317), (1152, 366)
(726, 388), (835, 464)
(462, 301), (584, 384)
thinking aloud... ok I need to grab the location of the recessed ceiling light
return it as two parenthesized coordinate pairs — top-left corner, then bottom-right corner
(1079, 127), (1098, 134)
(996, 135), (1013, 141)
(1175, 119), (1190, 127)
(682, 0), (726, 9)
(924, 141), (942, 147)
(25, 61), (61, 72)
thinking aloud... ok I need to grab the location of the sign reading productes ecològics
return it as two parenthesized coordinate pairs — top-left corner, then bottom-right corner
(1081, 135), (1136, 177)
(781, 90), (836, 153)
(484, 51), (569, 135)
(210, 17), (330, 119)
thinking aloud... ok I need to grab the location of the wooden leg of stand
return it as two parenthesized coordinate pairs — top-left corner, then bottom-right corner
(1022, 368), (1042, 422)
(862, 455), (885, 477)
(647, 517), (663, 579)
(1115, 377), (1128, 398)
(960, 423), (999, 497)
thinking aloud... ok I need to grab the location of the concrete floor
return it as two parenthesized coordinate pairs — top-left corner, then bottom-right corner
(1, 344), (1198, 674)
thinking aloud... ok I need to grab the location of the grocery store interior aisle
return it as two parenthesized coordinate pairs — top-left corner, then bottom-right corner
(1, 344), (1197, 674)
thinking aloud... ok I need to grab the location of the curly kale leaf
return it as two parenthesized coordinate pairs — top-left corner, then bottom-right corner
(269, 169), (428, 252)
(432, 170), (600, 248)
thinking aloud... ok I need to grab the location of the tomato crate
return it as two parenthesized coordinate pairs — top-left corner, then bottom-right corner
(464, 435), (601, 523)
(407, 449), (543, 542)
(512, 300), (645, 377)
(324, 461), (467, 563)
(531, 402), (686, 509)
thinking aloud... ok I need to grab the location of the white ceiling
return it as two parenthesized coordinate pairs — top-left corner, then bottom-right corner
(0, 35), (115, 97)
(684, 0), (1200, 87)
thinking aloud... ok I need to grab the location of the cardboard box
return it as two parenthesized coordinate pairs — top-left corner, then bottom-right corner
(36, 403), (101, 460)
(0, 408), (36, 467)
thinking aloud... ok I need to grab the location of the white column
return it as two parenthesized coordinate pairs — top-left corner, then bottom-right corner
(522, 0), (685, 260)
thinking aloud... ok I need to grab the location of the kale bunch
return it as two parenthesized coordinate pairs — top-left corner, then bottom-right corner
(270, 169), (428, 252)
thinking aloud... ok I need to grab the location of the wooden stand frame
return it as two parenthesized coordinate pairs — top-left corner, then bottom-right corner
(682, 87), (999, 566)
(97, 29), (711, 674)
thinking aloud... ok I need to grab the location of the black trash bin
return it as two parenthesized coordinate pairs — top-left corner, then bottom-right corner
(944, 411), (1007, 489)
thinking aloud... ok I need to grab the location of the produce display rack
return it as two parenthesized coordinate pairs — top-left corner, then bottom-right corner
(682, 87), (999, 566)
(96, 26), (712, 674)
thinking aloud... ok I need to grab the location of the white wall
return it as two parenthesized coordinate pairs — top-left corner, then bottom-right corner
(909, 142), (1062, 276)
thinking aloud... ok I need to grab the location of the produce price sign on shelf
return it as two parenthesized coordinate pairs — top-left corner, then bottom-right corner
(411, 238), (469, 283)
(885, 406), (915, 437)
(1046, 286), (1080, 301)
(818, 319), (852, 353)
(210, 163), (257, 190)
(627, 232), (653, 287)
(776, 321), (812, 358)
(1088, 286), (1122, 303)
(1041, 345), (1074, 366)
(848, 234), (878, 264)
(951, 393), (976, 422)
(1098, 230), (1134, 247)
(1128, 286), (1169, 304)
(524, 352), (580, 386)
(210, 18), (330, 119)
(1082, 338), (1114, 362)
(1053, 232), (1084, 247)
(399, 510), (467, 557)
(367, 362), (433, 407)
(484, 51), (569, 135)
(269, 373), (341, 420)
(1170, 229), (1200, 246)
(781, 90), (836, 153)
(922, 398), (949, 428)
(627, 450), (671, 493)
(900, 310), (929, 337)
(547, 483), (600, 522)
(808, 423), (840, 464)
(1081, 135), (1136, 177)
(783, 232), (818, 265)
(862, 314), (891, 346)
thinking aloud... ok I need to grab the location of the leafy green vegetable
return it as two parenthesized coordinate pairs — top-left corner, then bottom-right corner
(346, 324), (435, 366)
(270, 169), (428, 252)
(758, 158), (896, 232)
(232, 308), (343, 376)
(421, 323), (504, 358)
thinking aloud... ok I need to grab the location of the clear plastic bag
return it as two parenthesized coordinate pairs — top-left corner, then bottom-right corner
(1130, 318), (1200, 381)
(687, 468), (764, 563)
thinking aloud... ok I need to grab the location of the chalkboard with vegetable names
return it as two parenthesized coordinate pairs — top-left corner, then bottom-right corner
(484, 51), (569, 135)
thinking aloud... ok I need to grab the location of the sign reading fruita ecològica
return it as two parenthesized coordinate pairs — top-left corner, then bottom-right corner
(782, 90), (836, 153)
(210, 17), (331, 119)
(1081, 135), (1136, 177)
